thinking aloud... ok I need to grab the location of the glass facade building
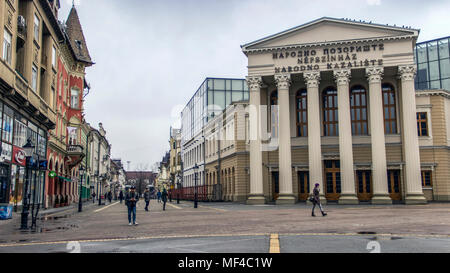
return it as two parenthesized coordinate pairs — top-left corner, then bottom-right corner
(415, 36), (450, 91)
(181, 78), (249, 143)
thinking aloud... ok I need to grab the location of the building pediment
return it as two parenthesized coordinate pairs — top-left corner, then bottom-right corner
(242, 17), (419, 54)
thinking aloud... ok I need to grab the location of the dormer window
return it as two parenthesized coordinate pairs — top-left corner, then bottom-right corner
(75, 40), (83, 50)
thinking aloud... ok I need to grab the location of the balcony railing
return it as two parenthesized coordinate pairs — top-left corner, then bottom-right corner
(68, 145), (84, 154)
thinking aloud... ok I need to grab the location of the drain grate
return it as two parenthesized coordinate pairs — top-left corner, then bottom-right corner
(358, 231), (377, 235)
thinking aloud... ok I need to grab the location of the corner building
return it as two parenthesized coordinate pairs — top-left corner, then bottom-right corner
(242, 17), (429, 205)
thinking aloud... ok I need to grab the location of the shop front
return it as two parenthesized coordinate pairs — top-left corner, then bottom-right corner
(0, 101), (49, 212)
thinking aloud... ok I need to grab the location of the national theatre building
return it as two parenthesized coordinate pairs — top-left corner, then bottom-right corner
(180, 17), (450, 205)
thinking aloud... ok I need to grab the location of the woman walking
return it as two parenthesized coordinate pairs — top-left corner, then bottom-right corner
(310, 183), (327, 217)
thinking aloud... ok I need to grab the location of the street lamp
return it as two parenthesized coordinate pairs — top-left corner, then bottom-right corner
(78, 166), (85, 212)
(20, 139), (35, 230)
(176, 173), (181, 204)
(193, 163), (198, 209)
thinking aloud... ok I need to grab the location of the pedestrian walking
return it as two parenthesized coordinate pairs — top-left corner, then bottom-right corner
(119, 191), (124, 204)
(92, 192), (96, 203)
(125, 186), (139, 226)
(144, 188), (151, 212)
(310, 183), (327, 217)
(161, 188), (168, 211)
(157, 190), (162, 203)
(108, 191), (112, 204)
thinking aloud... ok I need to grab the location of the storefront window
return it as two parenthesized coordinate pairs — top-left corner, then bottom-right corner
(2, 105), (13, 143)
(27, 122), (38, 154)
(13, 115), (28, 148)
(10, 165), (25, 207)
(38, 129), (46, 158)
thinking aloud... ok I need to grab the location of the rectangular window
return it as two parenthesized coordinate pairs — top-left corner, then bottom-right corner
(32, 65), (38, 91)
(52, 46), (56, 68)
(13, 117), (28, 148)
(417, 112), (428, 137)
(34, 14), (40, 42)
(3, 28), (12, 65)
(70, 88), (79, 109)
(2, 105), (13, 144)
(421, 171), (432, 187)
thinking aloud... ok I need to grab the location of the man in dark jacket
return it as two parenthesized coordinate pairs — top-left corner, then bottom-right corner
(311, 183), (327, 217)
(107, 191), (112, 204)
(144, 188), (151, 212)
(125, 186), (140, 226)
(161, 188), (168, 211)
(119, 191), (124, 204)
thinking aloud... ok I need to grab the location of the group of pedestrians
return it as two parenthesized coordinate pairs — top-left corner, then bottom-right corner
(122, 183), (327, 226)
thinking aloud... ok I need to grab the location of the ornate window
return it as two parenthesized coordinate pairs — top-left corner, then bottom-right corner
(270, 90), (278, 137)
(296, 89), (308, 137)
(70, 88), (80, 109)
(350, 85), (368, 135)
(382, 84), (397, 134)
(421, 171), (432, 187)
(323, 87), (339, 136)
(417, 112), (428, 137)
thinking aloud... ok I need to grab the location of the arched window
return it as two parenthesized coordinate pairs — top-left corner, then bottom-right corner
(270, 91), (278, 137)
(296, 89), (308, 137)
(323, 87), (339, 136)
(350, 85), (368, 135)
(382, 84), (397, 134)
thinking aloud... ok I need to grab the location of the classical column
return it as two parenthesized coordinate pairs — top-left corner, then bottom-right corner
(275, 74), (296, 204)
(398, 65), (427, 204)
(304, 72), (326, 204)
(334, 69), (359, 204)
(246, 76), (266, 204)
(366, 67), (392, 204)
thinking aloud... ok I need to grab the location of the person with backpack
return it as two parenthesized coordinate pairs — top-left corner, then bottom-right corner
(144, 188), (151, 212)
(310, 183), (327, 217)
(125, 186), (140, 226)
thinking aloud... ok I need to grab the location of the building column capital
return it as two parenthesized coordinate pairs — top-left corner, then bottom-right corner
(304, 72), (321, 88)
(366, 67), (384, 83)
(246, 76), (263, 91)
(333, 69), (351, 86)
(398, 65), (417, 81)
(274, 73), (291, 90)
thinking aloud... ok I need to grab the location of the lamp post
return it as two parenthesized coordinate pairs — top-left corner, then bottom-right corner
(20, 139), (35, 230)
(176, 173), (180, 204)
(78, 166), (85, 212)
(98, 174), (102, 206)
(193, 163), (198, 209)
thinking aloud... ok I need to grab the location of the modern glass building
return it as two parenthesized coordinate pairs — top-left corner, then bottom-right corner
(181, 78), (249, 143)
(415, 36), (450, 91)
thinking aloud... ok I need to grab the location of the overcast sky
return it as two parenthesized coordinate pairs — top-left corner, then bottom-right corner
(58, 0), (450, 171)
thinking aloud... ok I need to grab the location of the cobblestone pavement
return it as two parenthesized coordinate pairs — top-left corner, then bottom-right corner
(0, 200), (449, 251)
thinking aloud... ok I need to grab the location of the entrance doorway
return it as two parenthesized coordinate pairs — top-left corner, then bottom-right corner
(272, 172), (279, 201)
(324, 161), (341, 201)
(387, 170), (401, 201)
(0, 164), (10, 203)
(298, 171), (310, 201)
(357, 170), (373, 201)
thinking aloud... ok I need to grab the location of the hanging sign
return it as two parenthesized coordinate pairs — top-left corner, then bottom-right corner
(12, 146), (26, 167)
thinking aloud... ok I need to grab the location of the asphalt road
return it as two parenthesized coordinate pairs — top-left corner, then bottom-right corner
(1, 234), (449, 253)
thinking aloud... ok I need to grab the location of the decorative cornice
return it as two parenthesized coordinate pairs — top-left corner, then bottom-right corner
(246, 76), (263, 91)
(334, 69), (351, 86)
(304, 72), (321, 89)
(398, 65), (417, 81)
(366, 67), (384, 84)
(415, 89), (450, 99)
(243, 35), (416, 55)
(274, 74), (291, 90)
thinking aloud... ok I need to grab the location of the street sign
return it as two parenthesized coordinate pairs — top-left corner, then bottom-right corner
(49, 171), (57, 178)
